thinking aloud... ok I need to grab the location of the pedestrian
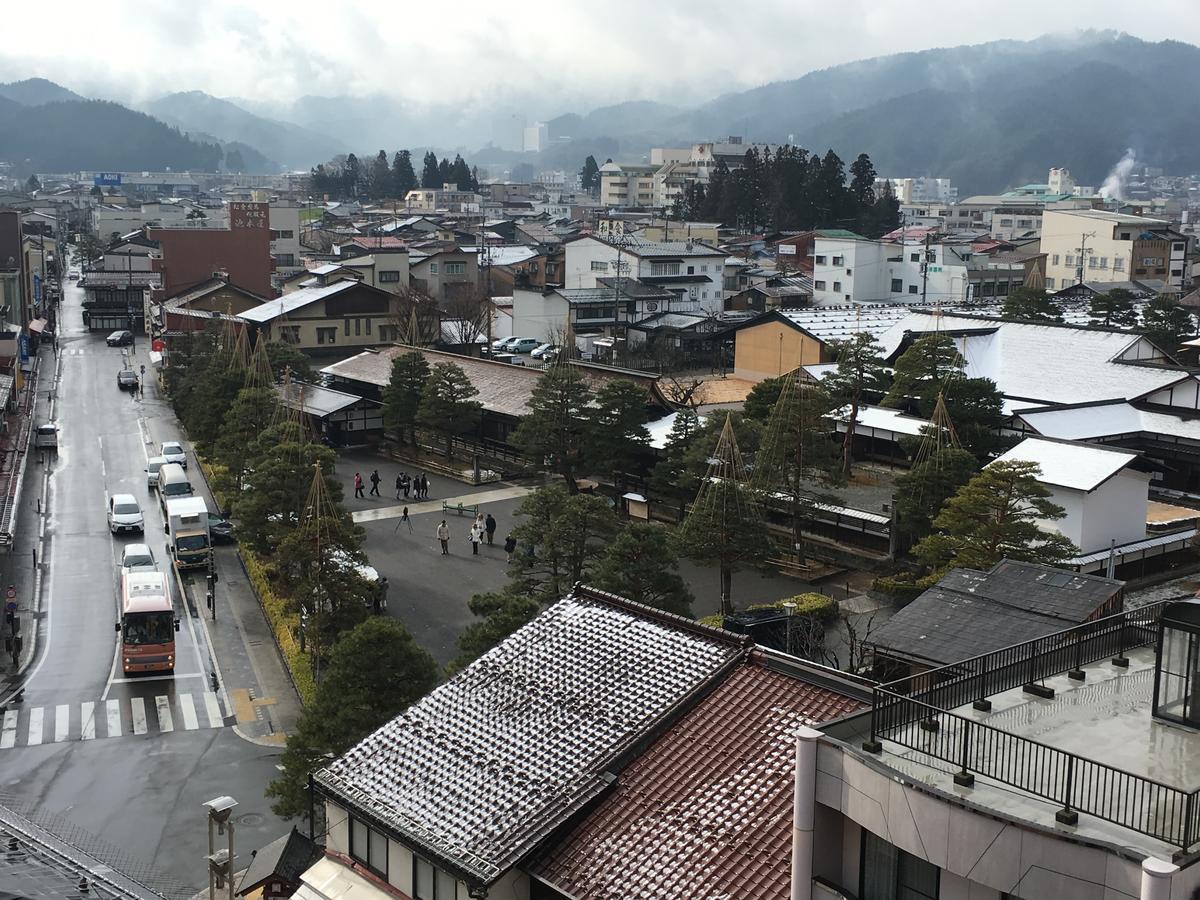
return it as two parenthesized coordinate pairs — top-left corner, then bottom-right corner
(469, 518), (483, 555)
(419, 473), (429, 500)
(354, 472), (364, 498)
(402, 472), (411, 499)
(484, 513), (497, 546)
(504, 533), (516, 563)
(378, 576), (389, 611)
(369, 469), (381, 497)
(437, 520), (450, 555)
(395, 474), (403, 500)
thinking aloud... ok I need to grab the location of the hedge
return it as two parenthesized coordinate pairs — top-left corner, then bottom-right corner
(747, 593), (839, 621)
(242, 551), (316, 706)
(872, 573), (939, 605)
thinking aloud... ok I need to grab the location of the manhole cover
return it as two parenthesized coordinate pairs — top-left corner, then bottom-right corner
(237, 813), (265, 827)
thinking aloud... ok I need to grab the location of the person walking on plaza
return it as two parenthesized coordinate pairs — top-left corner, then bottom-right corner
(354, 472), (364, 499)
(369, 469), (381, 497)
(469, 518), (484, 555)
(437, 520), (450, 555)
(395, 473), (403, 500)
(504, 533), (516, 563)
(419, 473), (429, 500)
(402, 472), (411, 499)
(378, 576), (389, 611)
(485, 513), (497, 546)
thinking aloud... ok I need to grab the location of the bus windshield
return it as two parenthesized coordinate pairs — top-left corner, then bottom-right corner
(176, 534), (208, 552)
(123, 611), (175, 646)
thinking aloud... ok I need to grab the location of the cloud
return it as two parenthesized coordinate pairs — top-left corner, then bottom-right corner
(2, 0), (1200, 115)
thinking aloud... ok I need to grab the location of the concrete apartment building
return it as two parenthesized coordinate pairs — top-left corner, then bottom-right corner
(562, 235), (726, 312)
(598, 162), (658, 207)
(146, 201), (273, 300)
(811, 230), (973, 305)
(269, 199), (303, 281)
(403, 185), (481, 213)
(1042, 208), (1187, 292)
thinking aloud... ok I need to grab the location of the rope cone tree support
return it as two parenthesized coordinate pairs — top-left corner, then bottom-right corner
(223, 319), (251, 376)
(297, 462), (346, 684)
(677, 413), (766, 616)
(272, 366), (311, 450)
(245, 334), (276, 392)
(910, 390), (961, 471)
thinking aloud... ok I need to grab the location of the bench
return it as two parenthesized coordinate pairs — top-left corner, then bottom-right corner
(442, 501), (479, 518)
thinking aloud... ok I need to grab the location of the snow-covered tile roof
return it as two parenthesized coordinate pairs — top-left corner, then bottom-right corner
(237, 280), (357, 323)
(991, 437), (1139, 492)
(1017, 402), (1200, 444)
(837, 404), (929, 438)
(315, 590), (744, 883)
(875, 312), (1184, 405)
(780, 305), (912, 343)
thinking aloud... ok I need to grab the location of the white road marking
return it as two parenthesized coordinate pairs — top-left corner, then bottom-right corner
(55, 705), (69, 742)
(179, 693), (199, 730)
(136, 417), (151, 463)
(203, 693), (222, 728)
(80, 701), (95, 740)
(105, 699), (122, 737)
(155, 696), (173, 733)
(1, 710), (17, 749)
(130, 697), (147, 735)
(26, 707), (43, 746)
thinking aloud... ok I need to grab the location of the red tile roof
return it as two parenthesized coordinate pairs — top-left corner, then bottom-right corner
(531, 657), (865, 900)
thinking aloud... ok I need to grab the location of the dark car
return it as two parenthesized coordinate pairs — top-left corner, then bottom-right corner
(208, 515), (236, 545)
(106, 330), (134, 347)
(117, 369), (139, 391)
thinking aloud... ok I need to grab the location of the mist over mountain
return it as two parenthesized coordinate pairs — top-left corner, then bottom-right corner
(0, 77), (84, 106)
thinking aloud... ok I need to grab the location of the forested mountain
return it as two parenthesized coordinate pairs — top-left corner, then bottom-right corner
(0, 77), (83, 105)
(143, 91), (344, 170)
(0, 100), (222, 173)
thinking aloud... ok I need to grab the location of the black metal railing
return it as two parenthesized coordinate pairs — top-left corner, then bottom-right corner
(865, 601), (1200, 852)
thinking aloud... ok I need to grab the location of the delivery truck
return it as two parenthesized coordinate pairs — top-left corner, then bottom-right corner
(165, 496), (210, 570)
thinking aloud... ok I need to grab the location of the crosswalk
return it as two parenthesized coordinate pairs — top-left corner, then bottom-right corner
(0, 692), (229, 749)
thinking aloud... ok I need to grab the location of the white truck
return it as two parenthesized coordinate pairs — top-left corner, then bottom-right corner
(165, 496), (211, 570)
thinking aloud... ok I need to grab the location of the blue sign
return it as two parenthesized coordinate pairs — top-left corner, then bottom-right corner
(18, 335), (28, 363)
(94, 172), (123, 187)
(33, 275), (41, 303)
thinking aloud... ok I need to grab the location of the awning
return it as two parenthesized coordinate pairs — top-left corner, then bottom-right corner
(27, 318), (48, 334)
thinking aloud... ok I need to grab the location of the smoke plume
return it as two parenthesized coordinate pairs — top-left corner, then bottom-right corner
(1098, 148), (1136, 200)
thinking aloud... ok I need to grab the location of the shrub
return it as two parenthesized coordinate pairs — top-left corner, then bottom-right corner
(871, 573), (938, 606)
(243, 551), (315, 705)
(747, 592), (838, 621)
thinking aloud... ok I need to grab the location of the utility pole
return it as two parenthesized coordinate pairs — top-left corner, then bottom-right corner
(920, 230), (932, 305)
(1074, 231), (1095, 286)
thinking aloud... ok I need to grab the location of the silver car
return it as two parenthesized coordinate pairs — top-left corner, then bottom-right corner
(160, 441), (187, 469)
(145, 456), (168, 489)
(120, 543), (158, 575)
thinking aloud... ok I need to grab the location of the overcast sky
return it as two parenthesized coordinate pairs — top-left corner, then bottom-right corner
(4, 0), (1200, 113)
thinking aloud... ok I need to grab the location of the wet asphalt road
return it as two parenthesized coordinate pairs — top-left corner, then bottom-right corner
(0, 275), (290, 895)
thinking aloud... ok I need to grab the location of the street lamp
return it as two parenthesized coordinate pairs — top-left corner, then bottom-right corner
(204, 796), (237, 900)
(781, 599), (797, 656)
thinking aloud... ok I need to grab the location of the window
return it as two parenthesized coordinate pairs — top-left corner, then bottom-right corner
(1120, 231), (1131, 240)
(429, 262), (439, 274)
(577, 305), (616, 320)
(278, 325), (300, 345)
(1088, 255), (1098, 268)
(908, 285), (918, 294)
(379, 270), (401, 283)
(650, 261), (679, 276)
(275, 253), (296, 267)
(846, 268), (852, 276)
(343, 318), (350, 336)
(832, 255), (844, 266)
(833, 281), (842, 292)
(1099, 257), (1108, 269)
(1065, 254), (1075, 266)
(700, 264), (708, 272)
(891, 278), (903, 293)
(1017, 219), (1032, 228)
(269, 229), (295, 240)
(1114, 258), (1125, 271)
(413, 856), (456, 899)
(354, 318), (361, 336)
(910, 253), (920, 262)
(815, 255), (826, 265)
(999, 218), (1013, 226)
(1173, 242), (1186, 251)
(590, 261), (608, 272)
(860, 830), (938, 900)
(378, 325), (396, 342)
(687, 265), (695, 275)
(814, 280), (826, 290)
(1052, 254), (1060, 265)
(1045, 277), (1056, 289)
(445, 262), (466, 275)
(317, 327), (336, 345)
(364, 318), (372, 335)
(349, 817), (388, 878)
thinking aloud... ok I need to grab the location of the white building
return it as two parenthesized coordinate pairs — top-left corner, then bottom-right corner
(562, 235), (725, 311)
(91, 201), (189, 240)
(811, 231), (973, 305)
(991, 437), (1150, 554)
(598, 162), (658, 208)
(522, 122), (548, 153)
(1042, 208), (1187, 292)
(880, 176), (956, 205)
(269, 199), (302, 281)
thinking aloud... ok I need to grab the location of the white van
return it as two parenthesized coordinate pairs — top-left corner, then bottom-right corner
(156, 463), (193, 515)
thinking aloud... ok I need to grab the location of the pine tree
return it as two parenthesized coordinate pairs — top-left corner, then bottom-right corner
(592, 524), (694, 616)
(848, 153), (877, 211)
(882, 333), (964, 409)
(448, 154), (473, 190)
(416, 362), (482, 457)
(823, 333), (890, 477)
(437, 157), (452, 185)
(1001, 287), (1064, 323)
(649, 408), (701, 521)
(369, 150), (391, 200)
(892, 447), (979, 547)
(420, 151), (440, 188)
(588, 379), (650, 489)
(580, 155), (600, 193)
(1088, 288), (1139, 328)
(864, 179), (901, 238)
(511, 364), (594, 493)
(343, 153), (361, 199)
(1141, 296), (1196, 353)
(912, 460), (1078, 572)
(391, 150), (416, 197)
(381, 351), (430, 444)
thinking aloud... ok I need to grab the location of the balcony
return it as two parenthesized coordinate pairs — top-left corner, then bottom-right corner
(844, 601), (1200, 857)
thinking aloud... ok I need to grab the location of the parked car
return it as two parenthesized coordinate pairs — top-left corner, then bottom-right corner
(530, 343), (560, 360)
(67, 272), (79, 281)
(208, 514), (236, 545)
(490, 337), (511, 352)
(160, 441), (187, 469)
(34, 424), (58, 450)
(497, 336), (533, 352)
(108, 493), (144, 534)
(117, 369), (139, 391)
(491, 352), (524, 366)
(120, 543), (157, 575)
(145, 456), (167, 489)
(106, 330), (134, 347)
(508, 337), (540, 354)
